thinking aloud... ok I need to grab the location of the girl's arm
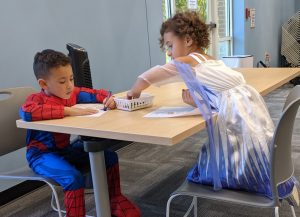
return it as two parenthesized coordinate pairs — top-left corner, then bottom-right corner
(127, 61), (181, 99)
(139, 62), (180, 85)
(127, 78), (151, 99)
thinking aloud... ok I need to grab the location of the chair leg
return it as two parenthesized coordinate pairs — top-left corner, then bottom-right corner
(50, 191), (66, 215)
(275, 206), (279, 217)
(166, 194), (177, 217)
(166, 195), (198, 217)
(183, 197), (195, 217)
(193, 197), (197, 217)
(290, 205), (297, 217)
(44, 181), (64, 217)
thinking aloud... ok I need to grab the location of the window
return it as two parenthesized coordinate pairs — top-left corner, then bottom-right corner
(217, 0), (233, 57)
(163, 0), (233, 58)
(163, 0), (207, 21)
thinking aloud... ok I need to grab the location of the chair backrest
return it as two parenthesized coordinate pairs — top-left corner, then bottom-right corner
(270, 85), (300, 201)
(0, 87), (36, 156)
(283, 85), (300, 110)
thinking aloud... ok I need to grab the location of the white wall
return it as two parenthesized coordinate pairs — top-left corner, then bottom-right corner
(0, 0), (164, 192)
(233, 0), (296, 66)
(0, 0), (164, 92)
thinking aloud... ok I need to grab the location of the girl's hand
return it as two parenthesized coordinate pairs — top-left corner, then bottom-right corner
(64, 107), (98, 116)
(103, 96), (116, 110)
(127, 78), (149, 99)
(127, 90), (141, 99)
(182, 89), (197, 107)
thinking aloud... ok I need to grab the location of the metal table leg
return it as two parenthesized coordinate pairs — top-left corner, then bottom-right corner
(88, 150), (111, 217)
(83, 138), (119, 217)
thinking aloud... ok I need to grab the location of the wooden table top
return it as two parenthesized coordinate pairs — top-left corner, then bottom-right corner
(16, 68), (300, 146)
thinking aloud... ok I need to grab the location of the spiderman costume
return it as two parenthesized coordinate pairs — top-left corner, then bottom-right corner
(20, 87), (141, 217)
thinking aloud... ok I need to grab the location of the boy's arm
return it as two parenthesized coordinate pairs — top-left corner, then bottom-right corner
(74, 87), (109, 104)
(19, 94), (64, 121)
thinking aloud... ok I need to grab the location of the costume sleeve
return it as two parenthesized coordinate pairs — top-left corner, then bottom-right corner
(73, 87), (109, 104)
(19, 94), (64, 121)
(138, 61), (182, 86)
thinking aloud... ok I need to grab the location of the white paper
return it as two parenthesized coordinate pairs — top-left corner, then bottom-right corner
(188, 0), (198, 10)
(71, 104), (106, 117)
(144, 106), (201, 118)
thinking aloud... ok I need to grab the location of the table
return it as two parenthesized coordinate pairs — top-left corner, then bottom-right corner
(16, 67), (300, 217)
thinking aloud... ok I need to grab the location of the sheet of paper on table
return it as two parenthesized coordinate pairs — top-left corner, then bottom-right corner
(144, 106), (201, 118)
(71, 104), (106, 117)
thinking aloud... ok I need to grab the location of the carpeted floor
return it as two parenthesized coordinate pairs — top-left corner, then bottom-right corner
(1, 84), (299, 217)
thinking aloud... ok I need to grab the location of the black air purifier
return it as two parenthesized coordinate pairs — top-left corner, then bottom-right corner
(66, 43), (93, 88)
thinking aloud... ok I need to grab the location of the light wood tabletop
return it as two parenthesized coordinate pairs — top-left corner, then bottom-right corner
(238, 67), (300, 96)
(16, 67), (300, 146)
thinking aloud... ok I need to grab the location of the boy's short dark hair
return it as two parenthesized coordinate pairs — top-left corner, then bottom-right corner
(33, 49), (71, 79)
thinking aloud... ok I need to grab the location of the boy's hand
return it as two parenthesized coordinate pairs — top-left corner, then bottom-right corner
(64, 107), (98, 116)
(182, 89), (196, 107)
(103, 96), (116, 110)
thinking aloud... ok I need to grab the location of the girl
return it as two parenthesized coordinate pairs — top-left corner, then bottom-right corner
(127, 11), (298, 204)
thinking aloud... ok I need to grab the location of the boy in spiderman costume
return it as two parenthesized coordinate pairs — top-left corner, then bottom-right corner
(19, 49), (141, 217)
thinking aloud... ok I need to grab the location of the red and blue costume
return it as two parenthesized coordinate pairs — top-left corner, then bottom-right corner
(20, 87), (141, 217)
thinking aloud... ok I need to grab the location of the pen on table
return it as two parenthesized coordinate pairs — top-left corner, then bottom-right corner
(103, 91), (112, 111)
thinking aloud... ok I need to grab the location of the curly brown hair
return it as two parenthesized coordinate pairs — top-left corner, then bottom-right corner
(33, 49), (71, 79)
(159, 11), (209, 50)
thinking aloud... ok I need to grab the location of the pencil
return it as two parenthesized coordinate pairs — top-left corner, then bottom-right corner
(103, 91), (112, 111)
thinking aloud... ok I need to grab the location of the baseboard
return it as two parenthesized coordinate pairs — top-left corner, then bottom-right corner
(0, 180), (45, 206)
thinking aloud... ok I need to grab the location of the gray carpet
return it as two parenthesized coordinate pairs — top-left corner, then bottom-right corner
(1, 84), (299, 217)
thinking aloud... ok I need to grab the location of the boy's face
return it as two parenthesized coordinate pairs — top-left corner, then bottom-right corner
(39, 65), (74, 99)
(163, 31), (193, 59)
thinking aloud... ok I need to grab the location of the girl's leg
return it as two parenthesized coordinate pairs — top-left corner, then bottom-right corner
(30, 153), (86, 217)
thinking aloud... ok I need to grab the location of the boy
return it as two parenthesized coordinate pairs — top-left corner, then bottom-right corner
(20, 49), (140, 217)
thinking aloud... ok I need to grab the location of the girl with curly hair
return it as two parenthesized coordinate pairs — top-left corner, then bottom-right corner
(127, 10), (298, 204)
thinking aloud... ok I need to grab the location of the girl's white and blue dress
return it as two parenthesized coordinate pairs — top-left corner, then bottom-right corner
(139, 53), (298, 201)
